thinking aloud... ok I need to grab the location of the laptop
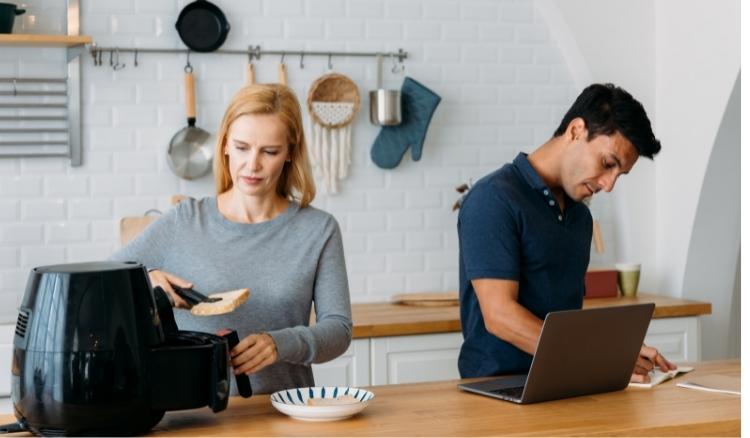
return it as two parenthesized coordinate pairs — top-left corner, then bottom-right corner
(458, 303), (655, 404)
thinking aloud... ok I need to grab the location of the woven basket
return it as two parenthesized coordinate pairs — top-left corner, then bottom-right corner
(307, 73), (361, 129)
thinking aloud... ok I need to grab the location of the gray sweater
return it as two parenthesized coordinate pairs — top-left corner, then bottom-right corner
(111, 197), (352, 394)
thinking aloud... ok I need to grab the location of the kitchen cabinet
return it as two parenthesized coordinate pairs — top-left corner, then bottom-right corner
(370, 332), (462, 385)
(643, 316), (700, 361)
(310, 339), (370, 387)
(312, 294), (710, 387)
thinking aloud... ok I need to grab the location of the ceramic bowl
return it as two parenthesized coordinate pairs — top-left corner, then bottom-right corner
(270, 386), (375, 422)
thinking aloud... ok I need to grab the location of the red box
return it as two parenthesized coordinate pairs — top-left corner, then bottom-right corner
(584, 269), (618, 298)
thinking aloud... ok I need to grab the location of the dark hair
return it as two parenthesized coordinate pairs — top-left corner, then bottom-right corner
(553, 83), (661, 159)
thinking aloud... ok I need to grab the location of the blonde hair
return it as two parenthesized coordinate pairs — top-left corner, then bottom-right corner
(213, 84), (316, 208)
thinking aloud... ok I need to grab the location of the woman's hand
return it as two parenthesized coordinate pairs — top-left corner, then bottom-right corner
(230, 333), (279, 375)
(148, 269), (193, 309)
(630, 344), (677, 383)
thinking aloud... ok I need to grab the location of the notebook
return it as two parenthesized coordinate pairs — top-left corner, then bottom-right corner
(628, 365), (694, 388)
(677, 374), (740, 395)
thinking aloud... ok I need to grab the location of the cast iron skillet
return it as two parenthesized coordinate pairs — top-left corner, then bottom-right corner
(175, 0), (230, 52)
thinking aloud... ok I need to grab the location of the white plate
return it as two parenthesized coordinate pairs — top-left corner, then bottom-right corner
(270, 386), (375, 422)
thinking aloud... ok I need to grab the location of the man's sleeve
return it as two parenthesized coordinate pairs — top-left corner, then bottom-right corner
(458, 184), (521, 281)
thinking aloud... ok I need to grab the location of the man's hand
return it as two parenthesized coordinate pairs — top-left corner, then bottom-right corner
(148, 269), (193, 309)
(630, 344), (677, 383)
(230, 333), (279, 375)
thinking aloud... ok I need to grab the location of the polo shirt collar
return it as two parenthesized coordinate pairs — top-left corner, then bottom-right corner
(513, 152), (549, 193)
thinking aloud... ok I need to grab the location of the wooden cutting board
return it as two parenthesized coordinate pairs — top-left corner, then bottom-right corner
(391, 292), (459, 307)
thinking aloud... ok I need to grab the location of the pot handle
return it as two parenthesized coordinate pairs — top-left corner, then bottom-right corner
(246, 62), (255, 85)
(15, 8), (26, 15)
(185, 70), (196, 125)
(278, 62), (287, 86)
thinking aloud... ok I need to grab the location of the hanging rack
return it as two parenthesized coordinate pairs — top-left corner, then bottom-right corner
(89, 45), (408, 67)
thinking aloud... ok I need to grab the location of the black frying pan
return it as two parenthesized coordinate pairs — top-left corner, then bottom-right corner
(175, 0), (230, 53)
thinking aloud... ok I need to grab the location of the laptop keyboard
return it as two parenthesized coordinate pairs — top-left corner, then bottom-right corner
(490, 386), (525, 400)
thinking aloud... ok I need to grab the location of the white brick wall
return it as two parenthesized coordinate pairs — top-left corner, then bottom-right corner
(0, 0), (602, 323)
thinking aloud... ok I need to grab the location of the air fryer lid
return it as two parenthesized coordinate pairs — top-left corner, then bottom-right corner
(18, 260), (164, 352)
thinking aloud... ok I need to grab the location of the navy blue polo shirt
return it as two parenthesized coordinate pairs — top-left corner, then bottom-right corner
(457, 153), (592, 378)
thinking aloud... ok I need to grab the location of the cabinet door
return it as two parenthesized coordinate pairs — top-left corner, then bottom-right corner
(312, 339), (370, 387)
(644, 317), (700, 362)
(371, 332), (463, 385)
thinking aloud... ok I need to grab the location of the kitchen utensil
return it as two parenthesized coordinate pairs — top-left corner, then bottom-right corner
(270, 387), (374, 422)
(307, 72), (360, 194)
(0, 2), (24, 34)
(370, 77), (441, 169)
(369, 54), (401, 126)
(175, 0), (230, 52)
(8, 261), (234, 435)
(173, 285), (222, 304)
(278, 57), (288, 85)
(167, 66), (214, 180)
(246, 57), (255, 85)
(391, 291), (458, 307)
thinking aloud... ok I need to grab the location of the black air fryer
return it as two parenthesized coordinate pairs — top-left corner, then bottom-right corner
(5, 261), (236, 436)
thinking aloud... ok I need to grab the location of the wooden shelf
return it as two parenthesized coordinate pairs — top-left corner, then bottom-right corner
(0, 34), (92, 47)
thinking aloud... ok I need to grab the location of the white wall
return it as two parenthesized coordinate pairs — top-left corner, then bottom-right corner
(534, 0), (740, 359)
(0, 0), (579, 324)
(653, 0), (740, 298)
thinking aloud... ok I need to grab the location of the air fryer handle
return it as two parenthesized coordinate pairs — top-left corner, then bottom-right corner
(218, 329), (253, 398)
(152, 286), (178, 336)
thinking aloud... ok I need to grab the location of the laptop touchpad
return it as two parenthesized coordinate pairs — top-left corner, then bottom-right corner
(488, 374), (527, 389)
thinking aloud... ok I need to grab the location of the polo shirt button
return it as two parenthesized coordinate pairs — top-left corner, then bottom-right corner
(548, 200), (555, 206)
(543, 190), (549, 196)
(558, 214), (563, 221)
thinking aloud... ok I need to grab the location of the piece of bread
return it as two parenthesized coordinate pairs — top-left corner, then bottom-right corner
(306, 395), (359, 406)
(190, 288), (250, 316)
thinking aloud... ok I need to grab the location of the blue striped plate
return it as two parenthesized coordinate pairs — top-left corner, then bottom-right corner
(270, 386), (375, 422)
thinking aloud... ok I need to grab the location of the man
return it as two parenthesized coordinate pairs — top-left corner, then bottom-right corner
(457, 83), (675, 383)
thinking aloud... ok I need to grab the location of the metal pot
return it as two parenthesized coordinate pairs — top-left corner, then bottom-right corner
(0, 2), (25, 34)
(369, 54), (401, 126)
(166, 66), (214, 180)
(175, 0), (230, 53)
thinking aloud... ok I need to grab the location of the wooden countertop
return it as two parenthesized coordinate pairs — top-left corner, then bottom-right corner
(139, 360), (739, 436)
(351, 293), (712, 338)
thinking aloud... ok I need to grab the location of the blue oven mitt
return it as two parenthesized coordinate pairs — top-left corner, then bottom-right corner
(370, 77), (441, 169)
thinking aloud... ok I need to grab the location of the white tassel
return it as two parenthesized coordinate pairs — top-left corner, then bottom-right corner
(329, 127), (339, 194)
(321, 126), (331, 193)
(338, 125), (348, 179)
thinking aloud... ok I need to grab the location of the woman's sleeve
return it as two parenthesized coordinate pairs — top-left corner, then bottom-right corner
(109, 206), (179, 271)
(267, 218), (353, 365)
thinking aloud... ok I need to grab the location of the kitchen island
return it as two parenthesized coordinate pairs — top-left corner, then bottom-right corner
(148, 360), (738, 436)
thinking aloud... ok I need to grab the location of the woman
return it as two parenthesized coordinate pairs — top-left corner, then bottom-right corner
(112, 84), (352, 394)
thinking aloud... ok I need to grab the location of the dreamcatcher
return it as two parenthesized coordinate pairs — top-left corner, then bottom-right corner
(307, 73), (361, 194)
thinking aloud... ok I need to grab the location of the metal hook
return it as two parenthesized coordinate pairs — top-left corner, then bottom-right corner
(109, 49), (113, 67)
(12, 79), (17, 96)
(184, 51), (193, 73)
(113, 48), (126, 71)
(247, 45), (253, 62)
(97, 49), (102, 66)
(390, 53), (404, 74)
(327, 53), (333, 70)
(280, 51), (286, 64)
(134, 49), (139, 67)
(254, 45), (261, 60)
(299, 52), (305, 69)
